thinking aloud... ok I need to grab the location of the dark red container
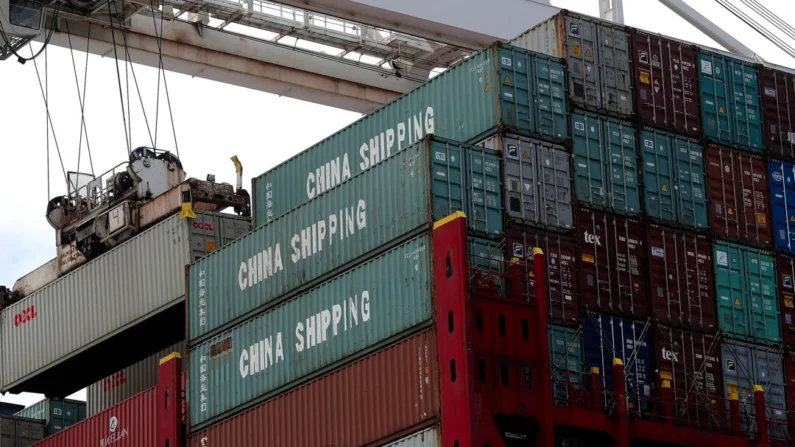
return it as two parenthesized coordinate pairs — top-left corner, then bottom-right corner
(507, 225), (580, 325)
(631, 29), (701, 136)
(705, 144), (772, 246)
(646, 224), (715, 331)
(760, 66), (795, 160)
(576, 208), (648, 318)
(776, 254), (795, 346)
(654, 325), (723, 408)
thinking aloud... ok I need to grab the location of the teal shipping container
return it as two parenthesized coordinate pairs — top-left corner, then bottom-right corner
(549, 325), (584, 406)
(699, 49), (764, 152)
(15, 399), (86, 434)
(252, 43), (567, 225)
(714, 240), (780, 345)
(640, 127), (708, 230)
(572, 111), (641, 216)
(189, 137), (500, 343)
(188, 235), (433, 431)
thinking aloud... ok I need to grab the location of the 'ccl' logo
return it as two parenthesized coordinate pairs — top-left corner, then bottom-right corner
(583, 231), (601, 246)
(193, 222), (214, 231)
(14, 306), (37, 327)
(661, 347), (679, 362)
(772, 171), (784, 183)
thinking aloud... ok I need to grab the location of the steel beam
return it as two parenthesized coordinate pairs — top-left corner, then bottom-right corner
(659, 0), (756, 57)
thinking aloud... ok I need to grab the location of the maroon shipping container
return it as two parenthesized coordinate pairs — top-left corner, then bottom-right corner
(646, 224), (716, 331)
(760, 66), (795, 160)
(776, 254), (795, 346)
(705, 144), (772, 246)
(631, 29), (701, 136)
(507, 225), (580, 325)
(576, 208), (648, 318)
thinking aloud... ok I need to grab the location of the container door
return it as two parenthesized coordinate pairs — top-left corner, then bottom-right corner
(534, 56), (569, 140)
(0, 417), (14, 447)
(752, 347), (788, 441)
(549, 325), (584, 405)
(674, 137), (707, 229)
(777, 255), (795, 345)
(769, 159), (795, 254)
(731, 62), (764, 152)
(761, 68), (795, 160)
(564, 16), (599, 110)
(700, 52), (733, 146)
(503, 136), (539, 225)
(633, 31), (668, 129)
(706, 146), (742, 240)
(466, 146), (503, 236)
(538, 144), (574, 230)
(721, 342), (753, 424)
(605, 118), (640, 215)
(668, 39), (702, 135)
(469, 237), (505, 299)
(746, 249), (780, 344)
(737, 153), (772, 245)
(596, 23), (633, 116)
(642, 130), (676, 224)
(498, 45), (532, 134)
(715, 243), (750, 338)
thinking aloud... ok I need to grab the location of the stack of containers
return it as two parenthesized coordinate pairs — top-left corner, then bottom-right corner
(14, 399), (86, 435)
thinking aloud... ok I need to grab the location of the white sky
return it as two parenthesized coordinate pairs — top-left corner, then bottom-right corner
(0, 0), (793, 408)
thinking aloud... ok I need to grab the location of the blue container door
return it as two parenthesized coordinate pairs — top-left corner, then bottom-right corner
(769, 159), (795, 254)
(549, 325), (584, 406)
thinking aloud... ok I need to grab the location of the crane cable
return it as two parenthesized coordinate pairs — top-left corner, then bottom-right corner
(740, 0), (795, 43)
(0, 1), (61, 63)
(106, 0), (131, 154)
(714, 0), (795, 59)
(65, 20), (95, 176)
(148, 0), (179, 157)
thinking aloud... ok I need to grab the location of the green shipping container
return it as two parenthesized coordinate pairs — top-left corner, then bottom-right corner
(15, 399), (86, 434)
(714, 240), (780, 345)
(188, 235), (433, 431)
(252, 43), (567, 225)
(572, 111), (641, 216)
(190, 137), (500, 343)
(549, 325), (584, 406)
(640, 127), (708, 230)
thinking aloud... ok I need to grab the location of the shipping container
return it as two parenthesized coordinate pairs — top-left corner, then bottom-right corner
(507, 226), (580, 325)
(714, 240), (780, 345)
(549, 325), (584, 405)
(769, 158), (795, 254)
(188, 330), (441, 447)
(15, 399), (85, 435)
(29, 388), (157, 447)
(646, 224), (715, 331)
(0, 415), (45, 447)
(511, 10), (634, 116)
(383, 427), (441, 447)
(190, 137), (501, 342)
(640, 127), (707, 230)
(721, 340), (788, 441)
(571, 111), (641, 216)
(478, 131), (574, 232)
(630, 29), (701, 136)
(705, 144), (771, 246)
(583, 311), (654, 413)
(577, 209), (648, 318)
(0, 211), (250, 396)
(252, 44), (568, 225)
(699, 49), (764, 152)
(0, 404), (23, 416)
(777, 254), (795, 346)
(189, 234), (434, 429)
(87, 341), (186, 416)
(760, 65), (795, 160)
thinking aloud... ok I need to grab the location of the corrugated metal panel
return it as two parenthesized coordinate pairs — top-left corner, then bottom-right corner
(549, 324), (584, 405)
(252, 43), (567, 225)
(87, 341), (186, 416)
(583, 311), (654, 413)
(462, 144), (503, 235)
(776, 254), (795, 346)
(640, 127), (707, 230)
(0, 416), (46, 447)
(30, 388), (157, 447)
(0, 212), (248, 394)
(721, 340), (788, 441)
(769, 158), (795, 254)
(382, 427), (441, 447)
(760, 66), (795, 160)
(188, 330), (440, 446)
(11, 259), (58, 299)
(646, 224), (715, 331)
(577, 209), (648, 318)
(572, 111), (641, 216)
(188, 234), (434, 430)
(478, 132), (573, 232)
(705, 145), (771, 246)
(631, 30), (701, 136)
(15, 399), (85, 435)
(714, 240), (780, 345)
(511, 11), (633, 116)
(699, 49), (764, 152)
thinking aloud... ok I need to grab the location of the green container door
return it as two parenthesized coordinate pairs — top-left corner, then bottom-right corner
(15, 399), (86, 434)
(549, 325), (584, 406)
(714, 241), (780, 345)
(572, 111), (641, 216)
(466, 147), (503, 236)
(641, 128), (707, 230)
(699, 50), (764, 152)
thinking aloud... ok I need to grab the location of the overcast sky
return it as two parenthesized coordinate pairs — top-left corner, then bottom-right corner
(0, 0), (793, 407)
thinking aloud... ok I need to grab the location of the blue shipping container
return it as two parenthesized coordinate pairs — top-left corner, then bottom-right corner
(549, 324), (584, 406)
(699, 49), (764, 152)
(769, 158), (795, 254)
(583, 311), (654, 413)
(640, 128), (708, 230)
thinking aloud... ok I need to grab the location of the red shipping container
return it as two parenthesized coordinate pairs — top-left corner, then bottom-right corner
(577, 208), (648, 318)
(506, 225), (580, 325)
(705, 144), (772, 246)
(646, 224), (716, 331)
(631, 29), (701, 136)
(760, 66), (795, 160)
(776, 254), (795, 346)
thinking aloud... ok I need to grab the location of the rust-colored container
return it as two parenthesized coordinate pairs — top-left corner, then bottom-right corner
(631, 29), (701, 136)
(188, 330), (440, 447)
(30, 388), (157, 447)
(760, 66), (795, 160)
(506, 225), (580, 325)
(776, 254), (795, 346)
(646, 224), (715, 331)
(576, 208), (648, 318)
(705, 144), (772, 247)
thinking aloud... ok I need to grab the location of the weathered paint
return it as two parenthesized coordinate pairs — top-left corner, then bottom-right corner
(188, 235), (433, 430)
(776, 254), (795, 346)
(384, 427), (441, 447)
(714, 240), (780, 345)
(252, 43), (567, 225)
(15, 399), (86, 435)
(572, 111), (641, 216)
(640, 127), (707, 230)
(760, 65), (795, 160)
(190, 138), (498, 342)
(769, 158), (795, 254)
(549, 324), (584, 405)
(699, 49), (764, 152)
(0, 415), (46, 446)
